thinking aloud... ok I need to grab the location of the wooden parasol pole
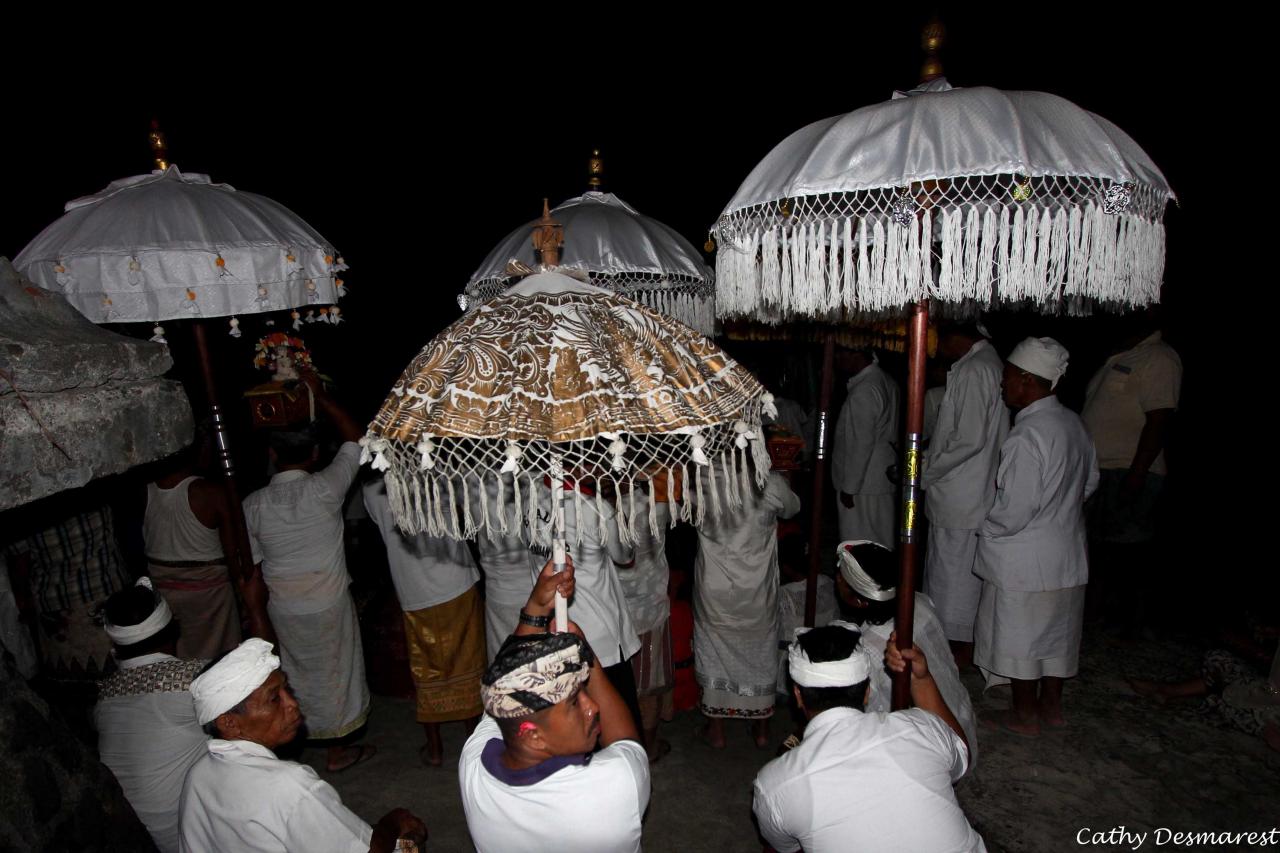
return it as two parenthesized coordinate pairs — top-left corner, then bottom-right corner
(891, 16), (946, 710)
(804, 337), (836, 626)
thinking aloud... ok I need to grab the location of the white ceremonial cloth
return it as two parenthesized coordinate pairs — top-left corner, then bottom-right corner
(470, 475), (536, 659)
(95, 654), (208, 853)
(271, 592), (369, 739)
(858, 594), (979, 767)
(753, 707), (985, 853)
(776, 577), (837, 694)
(1082, 331), (1182, 475)
(143, 477), (224, 562)
(926, 526), (983, 643)
(695, 471), (801, 698)
(364, 478), (479, 611)
(244, 442), (361, 615)
(178, 738), (372, 853)
(528, 484), (640, 668)
(976, 397), (1099, 592)
(975, 584), (1087, 681)
(459, 715), (650, 853)
(832, 363), (900, 498)
(618, 501), (672, 636)
(923, 340), (1008, 530)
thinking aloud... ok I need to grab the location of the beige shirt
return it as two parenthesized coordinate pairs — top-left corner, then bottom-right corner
(1082, 332), (1181, 475)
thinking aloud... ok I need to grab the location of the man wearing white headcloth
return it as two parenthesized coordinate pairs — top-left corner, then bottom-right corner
(833, 540), (978, 764)
(975, 337), (1099, 736)
(459, 556), (651, 853)
(922, 323), (1008, 666)
(178, 638), (427, 852)
(94, 577), (207, 853)
(752, 623), (985, 853)
(831, 347), (901, 545)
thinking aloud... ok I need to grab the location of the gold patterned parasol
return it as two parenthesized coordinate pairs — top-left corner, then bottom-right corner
(363, 270), (775, 547)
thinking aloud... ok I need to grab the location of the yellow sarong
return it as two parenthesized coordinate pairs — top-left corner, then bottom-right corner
(403, 584), (486, 722)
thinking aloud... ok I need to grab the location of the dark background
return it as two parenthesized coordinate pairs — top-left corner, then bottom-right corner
(1, 9), (1252, 614)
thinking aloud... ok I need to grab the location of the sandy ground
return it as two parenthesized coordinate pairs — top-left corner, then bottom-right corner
(295, 628), (1279, 853)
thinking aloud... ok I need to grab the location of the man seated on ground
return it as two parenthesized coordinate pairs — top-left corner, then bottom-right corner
(833, 540), (979, 764)
(178, 638), (426, 853)
(753, 623), (986, 853)
(95, 577), (209, 853)
(459, 556), (651, 853)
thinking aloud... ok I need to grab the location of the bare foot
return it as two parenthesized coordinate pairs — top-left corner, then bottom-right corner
(1128, 678), (1171, 699)
(419, 743), (443, 767)
(695, 722), (726, 749)
(1039, 708), (1067, 729)
(648, 739), (672, 764)
(751, 719), (770, 750)
(327, 744), (377, 772)
(980, 709), (1040, 738)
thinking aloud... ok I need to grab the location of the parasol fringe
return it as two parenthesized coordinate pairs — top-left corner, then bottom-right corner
(647, 479), (658, 538)
(461, 476), (476, 539)
(445, 477), (461, 539)
(509, 472), (521, 537)
(962, 206), (980, 299)
(694, 465), (706, 527)
(978, 206), (998, 304)
(595, 487), (608, 547)
(997, 207), (1012, 299)
(707, 452), (723, 520)
(430, 477), (445, 537)
(1008, 207), (1026, 300)
(762, 229), (780, 308)
(1046, 208), (1068, 304)
(477, 473), (491, 534)
(826, 220), (839, 312)
(841, 217), (855, 311)
(856, 218), (870, 312)
(666, 466), (677, 527)
(527, 473), (539, 543)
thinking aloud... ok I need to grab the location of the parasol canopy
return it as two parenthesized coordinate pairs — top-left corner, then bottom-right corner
(463, 192), (715, 335)
(364, 271), (772, 545)
(713, 78), (1175, 321)
(14, 165), (344, 326)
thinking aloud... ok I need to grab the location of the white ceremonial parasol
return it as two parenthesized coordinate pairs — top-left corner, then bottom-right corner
(462, 154), (715, 335)
(709, 23), (1174, 706)
(367, 209), (771, 629)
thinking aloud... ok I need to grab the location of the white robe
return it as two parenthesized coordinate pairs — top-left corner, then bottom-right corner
(95, 654), (209, 853)
(527, 483), (640, 668)
(753, 707), (985, 853)
(245, 442), (369, 739)
(922, 340), (1008, 641)
(695, 471), (800, 713)
(857, 594), (980, 767)
(179, 739), (372, 853)
(472, 475), (536, 661)
(831, 363), (900, 545)
(975, 396), (1099, 680)
(618, 501), (672, 637)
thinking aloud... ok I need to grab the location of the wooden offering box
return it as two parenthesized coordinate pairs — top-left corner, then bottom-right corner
(245, 381), (312, 429)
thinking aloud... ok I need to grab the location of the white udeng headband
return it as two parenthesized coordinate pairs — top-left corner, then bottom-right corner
(837, 540), (896, 602)
(789, 621), (874, 688)
(103, 577), (173, 645)
(190, 638), (280, 725)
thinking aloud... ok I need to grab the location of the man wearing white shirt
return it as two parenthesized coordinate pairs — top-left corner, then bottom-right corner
(94, 577), (208, 853)
(243, 374), (372, 771)
(752, 623), (985, 853)
(922, 324), (1009, 666)
(975, 338), (1099, 736)
(472, 474), (537, 662)
(365, 476), (486, 766)
(178, 638), (426, 852)
(459, 558), (650, 853)
(831, 348), (901, 545)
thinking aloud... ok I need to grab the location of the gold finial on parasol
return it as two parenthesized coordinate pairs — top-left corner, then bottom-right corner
(532, 198), (564, 267)
(919, 16), (946, 84)
(149, 120), (170, 171)
(588, 149), (604, 191)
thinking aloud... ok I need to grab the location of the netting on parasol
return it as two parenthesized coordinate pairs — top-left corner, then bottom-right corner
(463, 191), (716, 335)
(364, 272), (773, 548)
(713, 79), (1174, 322)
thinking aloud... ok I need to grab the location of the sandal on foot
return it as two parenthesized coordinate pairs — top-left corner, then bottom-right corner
(328, 744), (377, 772)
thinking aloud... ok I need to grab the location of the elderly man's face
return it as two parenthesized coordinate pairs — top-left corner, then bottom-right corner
(217, 671), (303, 749)
(534, 684), (601, 756)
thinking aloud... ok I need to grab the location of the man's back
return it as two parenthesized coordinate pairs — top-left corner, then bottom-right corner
(179, 738), (371, 853)
(832, 363), (900, 496)
(753, 707), (984, 853)
(95, 656), (208, 853)
(458, 715), (649, 853)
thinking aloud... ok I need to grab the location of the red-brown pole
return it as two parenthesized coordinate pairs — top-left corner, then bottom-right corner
(891, 299), (929, 709)
(191, 321), (276, 645)
(804, 335), (837, 626)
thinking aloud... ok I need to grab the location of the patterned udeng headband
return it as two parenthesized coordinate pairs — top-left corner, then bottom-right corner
(481, 633), (594, 719)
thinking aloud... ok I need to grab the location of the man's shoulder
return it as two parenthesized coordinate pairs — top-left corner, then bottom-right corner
(98, 658), (209, 701)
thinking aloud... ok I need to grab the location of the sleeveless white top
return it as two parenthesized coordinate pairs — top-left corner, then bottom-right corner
(143, 477), (224, 562)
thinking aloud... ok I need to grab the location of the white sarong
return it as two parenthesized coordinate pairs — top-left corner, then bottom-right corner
(925, 526), (982, 643)
(974, 583), (1086, 681)
(271, 592), (369, 739)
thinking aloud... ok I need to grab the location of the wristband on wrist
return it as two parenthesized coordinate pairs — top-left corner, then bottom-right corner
(518, 610), (550, 628)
